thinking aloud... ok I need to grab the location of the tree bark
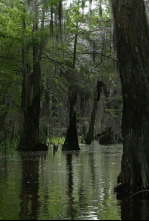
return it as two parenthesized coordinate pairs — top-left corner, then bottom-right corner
(73, 33), (78, 69)
(112, 0), (149, 193)
(18, 0), (47, 151)
(85, 81), (103, 145)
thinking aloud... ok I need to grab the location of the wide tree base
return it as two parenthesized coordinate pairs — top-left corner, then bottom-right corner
(62, 112), (80, 151)
(85, 133), (93, 145)
(62, 142), (80, 151)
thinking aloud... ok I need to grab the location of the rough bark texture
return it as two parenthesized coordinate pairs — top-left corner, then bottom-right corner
(112, 0), (149, 193)
(18, 0), (47, 151)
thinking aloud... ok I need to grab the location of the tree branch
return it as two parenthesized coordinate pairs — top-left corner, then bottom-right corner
(41, 53), (65, 69)
(78, 52), (118, 62)
(127, 190), (149, 201)
(97, 19), (111, 23)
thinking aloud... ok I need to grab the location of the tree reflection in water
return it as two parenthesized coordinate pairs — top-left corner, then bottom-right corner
(66, 154), (76, 220)
(19, 153), (46, 220)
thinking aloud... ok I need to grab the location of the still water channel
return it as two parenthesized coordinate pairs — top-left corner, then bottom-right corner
(0, 141), (149, 220)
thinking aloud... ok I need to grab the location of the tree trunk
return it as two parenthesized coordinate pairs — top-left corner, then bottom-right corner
(63, 89), (80, 151)
(112, 0), (149, 193)
(85, 91), (98, 145)
(0, 110), (7, 142)
(99, 0), (103, 19)
(73, 33), (78, 68)
(85, 81), (103, 145)
(80, 95), (88, 142)
(18, 0), (47, 151)
(50, 5), (54, 38)
(63, 21), (79, 150)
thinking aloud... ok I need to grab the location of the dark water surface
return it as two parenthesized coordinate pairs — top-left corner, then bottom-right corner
(0, 141), (149, 220)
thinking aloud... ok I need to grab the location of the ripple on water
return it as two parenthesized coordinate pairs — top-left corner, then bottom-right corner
(0, 142), (124, 220)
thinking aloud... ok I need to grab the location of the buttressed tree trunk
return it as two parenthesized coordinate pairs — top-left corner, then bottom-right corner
(112, 0), (149, 193)
(63, 89), (80, 151)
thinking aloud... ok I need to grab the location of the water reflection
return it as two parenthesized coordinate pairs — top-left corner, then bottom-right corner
(66, 154), (75, 219)
(0, 142), (137, 220)
(19, 153), (47, 220)
(88, 148), (96, 187)
(19, 154), (40, 220)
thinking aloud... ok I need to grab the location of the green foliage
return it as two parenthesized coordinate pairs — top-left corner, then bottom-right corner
(65, 59), (74, 68)
(0, 0), (121, 146)
(47, 137), (65, 145)
(0, 139), (19, 150)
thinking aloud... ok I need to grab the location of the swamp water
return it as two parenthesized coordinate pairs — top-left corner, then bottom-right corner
(0, 141), (149, 220)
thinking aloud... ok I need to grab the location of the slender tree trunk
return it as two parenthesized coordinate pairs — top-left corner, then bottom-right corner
(89, 0), (93, 24)
(99, 0), (103, 19)
(112, 0), (149, 193)
(85, 81), (103, 144)
(85, 91), (98, 145)
(73, 33), (78, 68)
(58, 0), (63, 37)
(50, 5), (54, 38)
(80, 95), (88, 142)
(93, 40), (96, 63)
